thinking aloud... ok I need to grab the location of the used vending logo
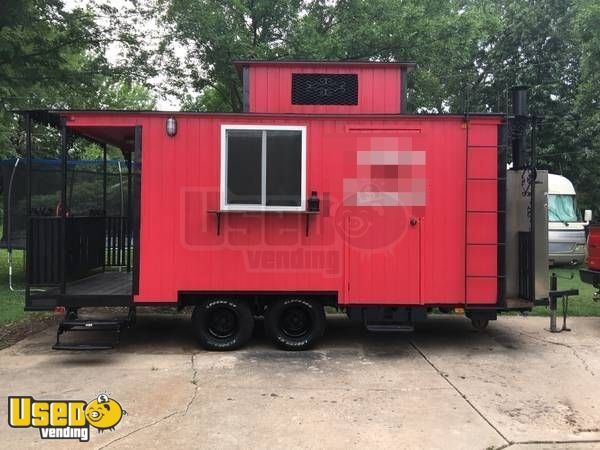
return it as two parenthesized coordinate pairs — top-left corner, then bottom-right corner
(8, 394), (127, 442)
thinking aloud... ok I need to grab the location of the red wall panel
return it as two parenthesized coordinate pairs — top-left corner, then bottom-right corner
(248, 63), (403, 114)
(466, 245), (497, 276)
(467, 147), (497, 179)
(464, 122), (499, 303)
(466, 212), (497, 244)
(468, 122), (498, 147)
(466, 277), (497, 304)
(64, 112), (502, 307)
(467, 179), (497, 212)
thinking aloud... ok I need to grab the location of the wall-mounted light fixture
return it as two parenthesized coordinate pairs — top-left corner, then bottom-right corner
(166, 117), (177, 137)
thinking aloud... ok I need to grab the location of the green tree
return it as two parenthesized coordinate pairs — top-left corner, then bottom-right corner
(157, 0), (498, 113)
(157, 0), (302, 111)
(0, 0), (155, 158)
(155, 0), (599, 211)
(464, 0), (600, 210)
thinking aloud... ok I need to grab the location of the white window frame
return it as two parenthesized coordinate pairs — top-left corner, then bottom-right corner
(220, 124), (307, 211)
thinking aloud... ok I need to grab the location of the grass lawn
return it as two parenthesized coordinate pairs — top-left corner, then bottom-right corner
(0, 249), (51, 326)
(531, 266), (600, 316)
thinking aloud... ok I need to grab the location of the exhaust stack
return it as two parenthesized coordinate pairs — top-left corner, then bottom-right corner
(511, 86), (529, 169)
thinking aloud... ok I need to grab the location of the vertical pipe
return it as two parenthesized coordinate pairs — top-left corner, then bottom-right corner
(102, 143), (107, 216)
(463, 109), (469, 306)
(132, 126), (142, 295)
(25, 113), (32, 300)
(102, 143), (107, 272)
(6, 157), (20, 253)
(511, 86), (528, 169)
(126, 149), (132, 273)
(549, 272), (557, 331)
(7, 158), (22, 292)
(261, 130), (267, 206)
(530, 117), (536, 303)
(117, 161), (124, 216)
(60, 120), (68, 294)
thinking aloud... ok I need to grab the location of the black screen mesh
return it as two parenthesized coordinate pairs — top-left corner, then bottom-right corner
(292, 73), (358, 105)
(0, 158), (128, 249)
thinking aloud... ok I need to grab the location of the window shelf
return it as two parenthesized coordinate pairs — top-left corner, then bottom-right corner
(207, 209), (319, 236)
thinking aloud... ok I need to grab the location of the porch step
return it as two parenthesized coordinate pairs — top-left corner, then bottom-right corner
(60, 320), (122, 331)
(52, 343), (115, 351)
(53, 318), (129, 351)
(365, 323), (415, 333)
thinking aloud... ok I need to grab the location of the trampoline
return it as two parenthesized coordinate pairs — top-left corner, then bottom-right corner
(0, 157), (129, 292)
(0, 157), (128, 250)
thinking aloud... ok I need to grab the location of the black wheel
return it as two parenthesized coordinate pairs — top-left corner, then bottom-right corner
(66, 308), (78, 320)
(128, 307), (137, 327)
(264, 298), (326, 351)
(192, 299), (254, 351)
(471, 318), (489, 330)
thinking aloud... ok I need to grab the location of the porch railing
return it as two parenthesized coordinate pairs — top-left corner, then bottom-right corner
(28, 216), (131, 286)
(106, 216), (130, 268)
(28, 217), (62, 285)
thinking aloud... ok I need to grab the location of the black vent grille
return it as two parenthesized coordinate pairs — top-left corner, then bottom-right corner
(292, 73), (358, 105)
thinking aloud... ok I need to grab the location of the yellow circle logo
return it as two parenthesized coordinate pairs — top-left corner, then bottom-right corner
(84, 394), (126, 432)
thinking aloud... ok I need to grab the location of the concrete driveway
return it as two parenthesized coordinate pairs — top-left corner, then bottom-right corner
(1, 313), (600, 450)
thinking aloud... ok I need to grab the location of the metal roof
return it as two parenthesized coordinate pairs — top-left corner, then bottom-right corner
(233, 59), (416, 71)
(14, 109), (504, 119)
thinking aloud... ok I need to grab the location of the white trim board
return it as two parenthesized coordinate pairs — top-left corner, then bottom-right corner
(220, 124), (307, 211)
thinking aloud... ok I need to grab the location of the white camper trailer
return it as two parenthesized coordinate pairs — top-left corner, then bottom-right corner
(548, 174), (591, 265)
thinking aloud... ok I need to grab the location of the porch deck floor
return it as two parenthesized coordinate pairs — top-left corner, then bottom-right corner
(65, 271), (132, 296)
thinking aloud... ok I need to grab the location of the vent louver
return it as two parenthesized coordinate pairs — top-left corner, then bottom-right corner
(292, 73), (358, 105)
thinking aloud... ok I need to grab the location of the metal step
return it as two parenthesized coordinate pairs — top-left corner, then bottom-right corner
(53, 318), (128, 351)
(52, 343), (115, 351)
(60, 320), (122, 331)
(365, 323), (415, 333)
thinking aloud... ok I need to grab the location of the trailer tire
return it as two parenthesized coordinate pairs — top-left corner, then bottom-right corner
(471, 318), (489, 330)
(264, 298), (326, 351)
(192, 300), (254, 351)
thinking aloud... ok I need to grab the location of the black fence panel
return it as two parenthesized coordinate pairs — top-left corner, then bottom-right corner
(29, 217), (62, 285)
(28, 216), (131, 286)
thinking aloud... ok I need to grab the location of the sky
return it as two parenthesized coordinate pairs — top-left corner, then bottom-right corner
(63, 0), (181, 110)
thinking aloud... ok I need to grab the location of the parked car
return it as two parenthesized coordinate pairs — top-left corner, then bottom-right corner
(580, 223), (600, 298)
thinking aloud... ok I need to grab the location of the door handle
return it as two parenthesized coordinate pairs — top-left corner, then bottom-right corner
(410, 217), (419, 226)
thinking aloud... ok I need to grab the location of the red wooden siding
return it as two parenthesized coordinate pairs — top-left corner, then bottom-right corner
(65, 112), (502, 307)
(247, 63), (404, 114)
(465, 121), (499, 304)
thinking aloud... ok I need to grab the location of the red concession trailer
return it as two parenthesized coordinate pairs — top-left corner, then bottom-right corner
(20, 60), (550, 350)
